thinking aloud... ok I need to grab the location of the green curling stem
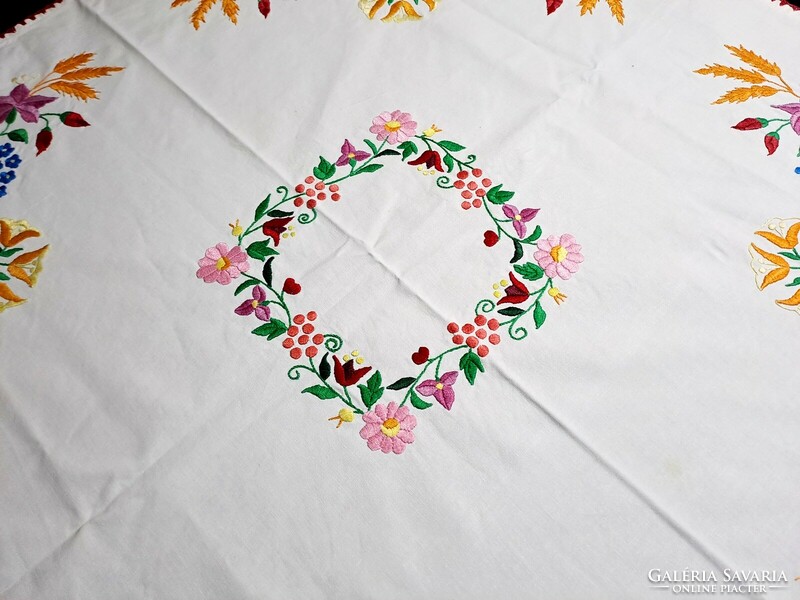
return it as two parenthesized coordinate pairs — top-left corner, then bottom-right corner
(323, 333), (343, 352)
(475, 298), (495, 315)
(297, 207), (317, 224)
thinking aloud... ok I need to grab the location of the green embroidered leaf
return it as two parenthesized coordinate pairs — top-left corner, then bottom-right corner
(778, 251), (800, 260)
(319, 353), (331, 380)
(358, 370), (384, 409)
(246, 241), (280, 261)
(7, 129), (28, 143)
(514, 262), (544, 281)
(302, 385), (338, 400)
(786, 277), (800, 287)
(251, 319), (288, 340)
(375, 149), (400, 158)
(0, 272), (9, 281)
(262, 256), (274, 287)
(5, 109), (16, 125)
(234, 278), (258, 296)
(364, 138), (379, 155)
(0, 247), (23, 258)
(443, 153), (455, 173)
(409, 390), (433, 410)
(510, 240), (524, 264)
(313, 156), (336, 181)
(254, 193), (271, 221)
(387, 377), (415, 391)
(458, 351), (484, 386)
(498, 307), (525, 317)
(438, 140), (466, 152)
(267, 209), (293, 218)
(523, 226), (542, 244)
(486, 184), (515, 205)
(398, 140), (418, 161)
(533, 301), (546, 329)
(357, 163), (383, 174)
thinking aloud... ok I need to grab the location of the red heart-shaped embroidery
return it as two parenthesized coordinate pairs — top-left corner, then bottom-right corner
(282, 277), (302, 295)
(483, 230), (499, 247)
(411, 346), (430, 365)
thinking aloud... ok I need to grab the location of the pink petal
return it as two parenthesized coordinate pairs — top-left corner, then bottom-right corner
(391, 438), (406, 454)
(544, 264), (558, 278)
(436, 386), (455, 410)
(502, 204), (518, 219)
(360, 423), (381, 439)
(215, 242), (230, 256)
(205, 246), (223, 261)
(395, 406), (409, 421)
(537, 237), (555, 251)
(367, 433), (384, 451)
(217, 270), (233, 285)
(513, 220), (526, 238)
(196, 265), (218, 280)
(560, 259), (580, 272)
(254, 306), (271, 321)
(234, 300), (254, 315)
(363, 412), (382, 424)
(439, 371), (458, 386)
(374, 404), (387, 420)
(520, 208), (539, 221)
(400, 413), (417, 430)
(397, 429), (415, 444)
(379, 436), (393, 453)
(386, 401), (398, 419)
(197, 257), (215, 267)
(415, 379), (438, 396)
(559, 234), (575, 246)
(555, 263), (572, 280)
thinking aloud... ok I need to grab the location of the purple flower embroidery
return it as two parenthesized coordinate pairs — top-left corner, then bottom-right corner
(772, 103), (800, 135)
(415, 371), (458, 410)
(234, 285), (271, 321)
(502, 203), (540, 238)
(335, 139), (370, 167)
(0, 84), (57, 124)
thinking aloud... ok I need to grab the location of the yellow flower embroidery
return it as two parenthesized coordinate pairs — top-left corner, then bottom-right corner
(0, 219), (49, 313)
(360, 0), (438, 22)
(749, 218), (800, 314)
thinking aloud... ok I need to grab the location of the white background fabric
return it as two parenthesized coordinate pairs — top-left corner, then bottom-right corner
(1, 0), (799, 597)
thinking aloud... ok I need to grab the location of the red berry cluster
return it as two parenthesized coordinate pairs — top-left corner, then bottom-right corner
(283, 311), (325, 359)
(453, 168), (493, 211)
(447, 315), (501, 357)
(293, 176), (341, 210)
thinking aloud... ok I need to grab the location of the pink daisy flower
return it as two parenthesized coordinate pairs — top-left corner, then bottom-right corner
(196, 242), (250, 285)
(359, 401), (416, 454)
(533, 234), (584, 280)
(368, 110), (417, 145)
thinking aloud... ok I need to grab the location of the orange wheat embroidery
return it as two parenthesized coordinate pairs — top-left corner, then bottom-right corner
(28, 53), (124, 102)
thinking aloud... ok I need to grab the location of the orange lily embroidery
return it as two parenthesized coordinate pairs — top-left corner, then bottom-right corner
(749, 218), (800, 312)
(360, 0), (437, 22)
(0, 219), (48, 312)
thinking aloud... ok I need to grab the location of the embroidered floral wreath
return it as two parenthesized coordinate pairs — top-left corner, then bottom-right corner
(197, 110), (584, 455)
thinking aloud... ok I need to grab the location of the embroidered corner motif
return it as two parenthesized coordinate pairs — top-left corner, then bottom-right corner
(750, 218), (800, 313)
(547, 0), (625, 24)
(0, 53), (122, 313)
(0, 219), (48, 312)
(170, 0), (271, 29)
(696, 45), (800, 174)
(0, 52), (124, 197)
(359, 0), (438, 22)
(197, 110), (584, 454)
